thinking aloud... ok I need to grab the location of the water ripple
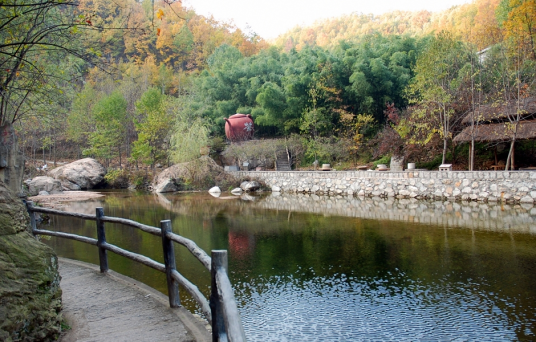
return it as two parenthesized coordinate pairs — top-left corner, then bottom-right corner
(234, 270), (529, 342)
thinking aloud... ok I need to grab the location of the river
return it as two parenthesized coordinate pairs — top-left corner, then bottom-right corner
(41, 190), (536, 341)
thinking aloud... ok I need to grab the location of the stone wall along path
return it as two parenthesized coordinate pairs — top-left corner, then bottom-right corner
(233, 170), (536, 204)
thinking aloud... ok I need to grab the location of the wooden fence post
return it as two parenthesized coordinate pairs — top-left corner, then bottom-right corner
(25, 201), (37, 235)
(161, 219), (180, 308)
(210, 250), (228, 342)
(96, 207), (108, 273)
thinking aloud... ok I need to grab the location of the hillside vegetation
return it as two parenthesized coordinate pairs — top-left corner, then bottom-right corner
(2, 0), (535, 182)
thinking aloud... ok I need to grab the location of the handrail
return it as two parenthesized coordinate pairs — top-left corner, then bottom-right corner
(26, 201), (246, 342)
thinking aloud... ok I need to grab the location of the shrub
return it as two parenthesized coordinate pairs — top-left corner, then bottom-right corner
(104, 169), (129, 188)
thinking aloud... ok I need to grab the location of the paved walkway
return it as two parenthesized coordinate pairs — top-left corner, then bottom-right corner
(58, 258), (211, 342)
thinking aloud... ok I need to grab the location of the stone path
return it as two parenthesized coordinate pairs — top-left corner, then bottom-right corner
(58, 258), (211, 342)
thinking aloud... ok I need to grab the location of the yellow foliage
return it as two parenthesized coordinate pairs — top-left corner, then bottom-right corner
(156, 8), (165, 20)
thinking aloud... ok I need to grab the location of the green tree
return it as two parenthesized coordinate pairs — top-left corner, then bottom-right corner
(169, 113), (211, 164)
(84, 91), (128, 167)
(131, 88), (172, 168)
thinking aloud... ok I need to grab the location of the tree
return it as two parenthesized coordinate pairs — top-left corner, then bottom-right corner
(484, 44), (536, 170)
(498, 0), (536, 60)
(130, 87), (172, 168)
(0, 0), (109, 126)
(406, 32), (472, 164)
(84, 91), (128, 167)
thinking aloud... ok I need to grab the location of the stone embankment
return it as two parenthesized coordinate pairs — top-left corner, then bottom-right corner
(250, 193), (536, 235)
(232, 170), (536, 204)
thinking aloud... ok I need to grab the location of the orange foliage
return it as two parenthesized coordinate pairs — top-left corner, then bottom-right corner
(503, 0), (536, 58)
(76, 0), (269, 70)
(274, 0), (503, 52)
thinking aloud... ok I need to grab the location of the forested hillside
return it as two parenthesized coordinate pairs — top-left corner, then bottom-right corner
(3, 0), (536, 181)
(273, 0), (502, 50)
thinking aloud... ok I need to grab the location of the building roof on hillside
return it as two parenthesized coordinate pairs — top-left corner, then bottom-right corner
(453, 119), (536, 143)
(461, 97), (536, 125)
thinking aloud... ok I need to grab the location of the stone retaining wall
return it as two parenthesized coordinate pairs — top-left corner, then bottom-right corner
(232, 170), (536, 204)
(248, 193), (536, 234)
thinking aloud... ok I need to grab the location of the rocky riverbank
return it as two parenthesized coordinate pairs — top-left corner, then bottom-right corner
(0, 181), (63, 341)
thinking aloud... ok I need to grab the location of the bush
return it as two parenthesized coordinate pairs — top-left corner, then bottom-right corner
(303, 137), (352, 166)
(372, 155), (391, 169)
(104, 169), (129, 188)
(222, 136), (306, 170)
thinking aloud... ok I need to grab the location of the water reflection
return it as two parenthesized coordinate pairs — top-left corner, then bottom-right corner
(41, 191), (536, 341)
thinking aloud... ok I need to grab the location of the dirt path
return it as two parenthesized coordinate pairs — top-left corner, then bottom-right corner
(58, 258), (211, 342)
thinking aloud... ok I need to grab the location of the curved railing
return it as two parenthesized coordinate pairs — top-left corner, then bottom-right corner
(26, 201), (246, 342)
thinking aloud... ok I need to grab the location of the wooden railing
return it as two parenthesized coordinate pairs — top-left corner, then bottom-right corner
(25, 201), (247, 342)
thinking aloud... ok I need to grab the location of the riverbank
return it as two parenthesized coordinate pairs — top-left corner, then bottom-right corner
(28, 191), (105, 209)
(233, 170), (536, 204)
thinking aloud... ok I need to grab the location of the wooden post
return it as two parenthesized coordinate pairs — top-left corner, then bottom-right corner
(25, 201), (37, 235)
(96, 207), (109, 273)
(161, 220), (180, 308)
(211, 250), (227, 342)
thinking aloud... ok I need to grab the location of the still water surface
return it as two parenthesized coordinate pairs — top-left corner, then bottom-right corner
(42, 191), (536, 341)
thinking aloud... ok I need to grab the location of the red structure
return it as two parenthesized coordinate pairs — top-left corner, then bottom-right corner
(224, 114), (254, 142)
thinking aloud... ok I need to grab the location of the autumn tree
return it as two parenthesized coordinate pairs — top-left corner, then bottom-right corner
(498, 0), (536, 59)
(406, 32), (472, 164)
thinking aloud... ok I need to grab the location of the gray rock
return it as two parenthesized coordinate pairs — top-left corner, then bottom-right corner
(48, 158), (105, 190)
(154, 179), (179, 193)
(28, 176), (63, 196)
(209, 186), (221, 194)
(520, 195), (534, 203)
(0, 181), (62, 341)
(231, 188), (243, 195)
(240, 181), (261, 192)
(390, 155), (404, 172)
(38, 190), (50, 196)
(271, 185), (281, 192)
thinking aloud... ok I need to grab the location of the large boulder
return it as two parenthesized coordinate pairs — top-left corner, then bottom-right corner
(240, 180), (261, 192)
(48, 158), (105, 190)
(153, 156), (237, 193)
(27, 176), (63, 196)
(0, 181), (62, 341)
(153, 179), (180, 193)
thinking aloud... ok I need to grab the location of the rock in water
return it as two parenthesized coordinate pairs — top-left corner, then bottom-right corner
(48, 158), (105, 190)
(0, 181), (62, 341)
(240, 181), (261, 192)
(209, 186), (221, 194)
(27, 176), (63, 196)
(231, 188), (243, 195)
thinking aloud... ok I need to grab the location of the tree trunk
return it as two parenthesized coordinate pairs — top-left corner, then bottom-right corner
(0, 124), (25, 194)
(442, 138), (447, 165)
(469, 141), (474, 171)
(505, 139), (515, 171)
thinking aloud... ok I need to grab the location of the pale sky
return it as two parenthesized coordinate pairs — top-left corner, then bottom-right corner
(183, 0), (472, 40)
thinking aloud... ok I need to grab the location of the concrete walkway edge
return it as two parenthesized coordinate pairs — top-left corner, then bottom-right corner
(59, 257), (211, 342)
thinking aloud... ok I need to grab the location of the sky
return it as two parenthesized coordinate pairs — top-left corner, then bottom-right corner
(182, 0), (472, 40)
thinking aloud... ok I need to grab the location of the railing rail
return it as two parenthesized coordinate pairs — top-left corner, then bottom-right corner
(26, 201), (246, 342)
